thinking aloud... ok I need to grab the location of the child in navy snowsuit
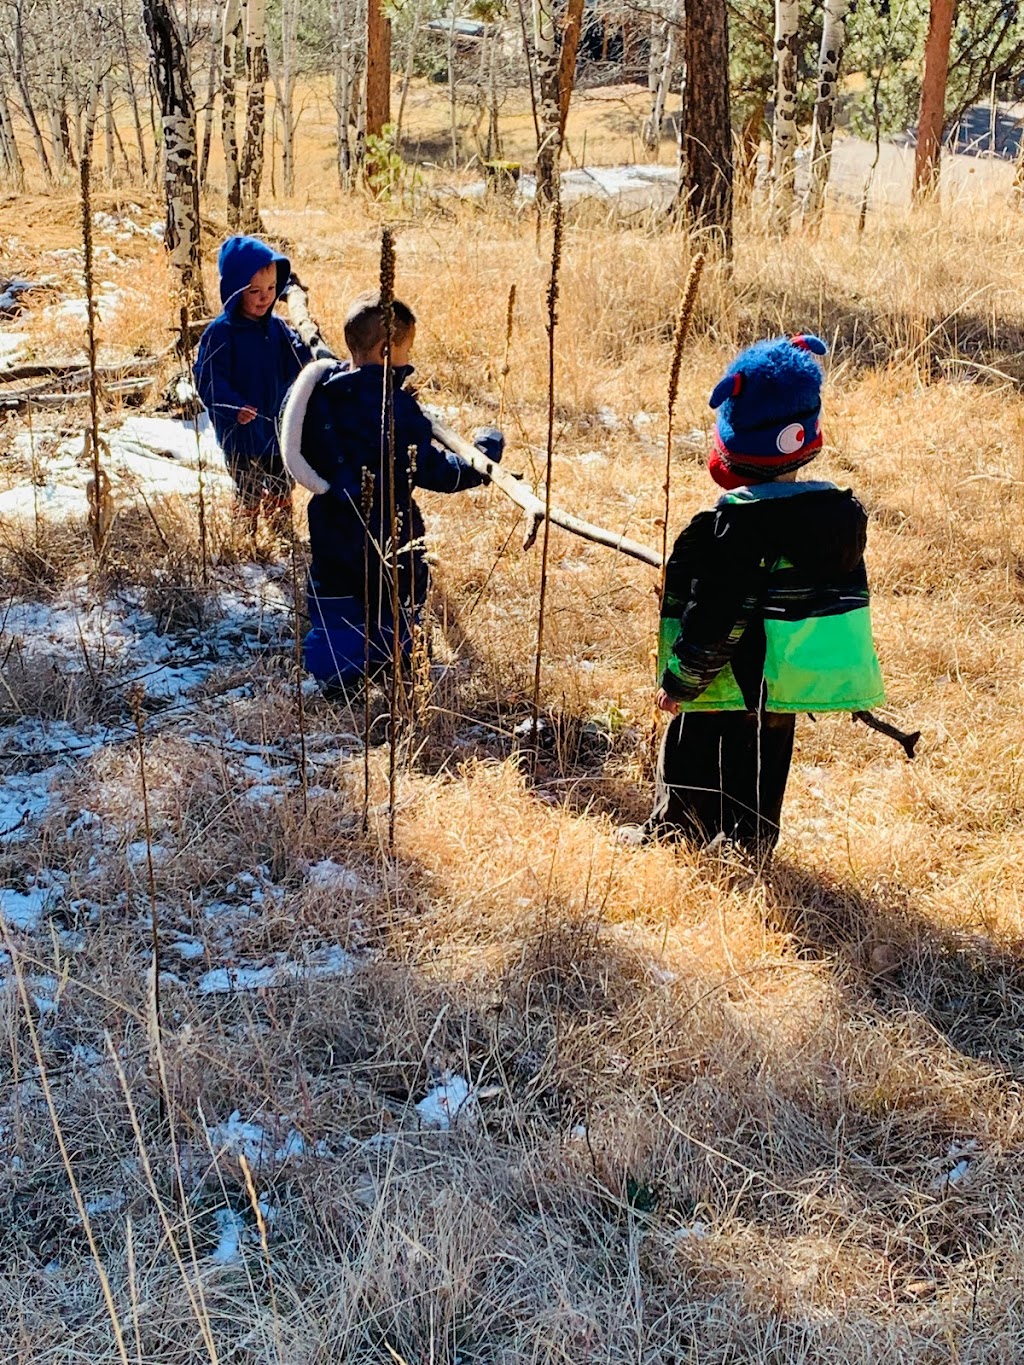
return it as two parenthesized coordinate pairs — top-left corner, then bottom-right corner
(194, 235), (312, 529)
(280, 290), (504, 689)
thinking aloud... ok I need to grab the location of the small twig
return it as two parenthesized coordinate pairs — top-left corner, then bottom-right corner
(662, 252), (705, 592)
(379, 227), (401, 850)
(80, 146), (104, 561)
(361, 466), (375, 833)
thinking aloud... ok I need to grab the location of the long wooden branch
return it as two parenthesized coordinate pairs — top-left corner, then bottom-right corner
(430, 418), (661, 566)
(282, 278), (662, 568)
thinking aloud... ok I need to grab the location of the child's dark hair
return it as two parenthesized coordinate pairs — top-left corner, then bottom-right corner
(343, 290), (416, 359)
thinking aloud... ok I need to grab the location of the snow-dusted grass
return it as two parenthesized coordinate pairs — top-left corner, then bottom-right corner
(1, 175), (1024, 1364)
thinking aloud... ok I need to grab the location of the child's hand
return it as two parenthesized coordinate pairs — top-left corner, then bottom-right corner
(237, 405), (258, 425)
(656, 688), (679, 715)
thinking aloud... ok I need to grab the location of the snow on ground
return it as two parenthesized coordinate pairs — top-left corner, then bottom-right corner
(0, 412), (230, 523)
(0, 331), (28, 367)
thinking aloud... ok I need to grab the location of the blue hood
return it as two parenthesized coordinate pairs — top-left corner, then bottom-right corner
(217, 235), (291, 313)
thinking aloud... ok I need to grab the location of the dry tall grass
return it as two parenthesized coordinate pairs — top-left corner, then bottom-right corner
(2, 128), (1024, 1362)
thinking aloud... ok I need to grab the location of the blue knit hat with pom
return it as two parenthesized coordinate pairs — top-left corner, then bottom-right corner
(708, 334), (828, 489)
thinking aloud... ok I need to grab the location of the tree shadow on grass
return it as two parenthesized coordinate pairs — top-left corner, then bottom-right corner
(766, 858), (1024, 1078)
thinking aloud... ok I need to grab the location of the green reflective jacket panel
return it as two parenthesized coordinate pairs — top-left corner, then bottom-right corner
(658, 481), (885, 713)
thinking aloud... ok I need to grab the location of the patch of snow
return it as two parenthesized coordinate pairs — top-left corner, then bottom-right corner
(127, 841), (171, 867)
(578, 450), (607, 465)
(83, 1191), (126, 1218)
(210, 1208), (244, 1264)
(53, 286), (124, 322)
(204, 1110), (328, 1169)
(0, 330), (28, 367)
(197, 944), (356, 995)
(0, 885), (59, 931)
(0, 772), (57, 841)
(305, 860), (376, 896)
(415, 1075), (474, 1130)
(169, 938), (206, 961)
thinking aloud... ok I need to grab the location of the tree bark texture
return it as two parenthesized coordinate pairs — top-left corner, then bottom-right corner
(803, 0), (851, 225)
(365, 0), (391, 138)
(534, 0), (560, 202)
(221, 0), (243, 228)
(0, 63), (25, 186)
(680, 0), (732, 249)
(556, 0), (585, 143)
(770, 0), (799, 231)
(142, 0), (207, 315)
(241, 0), (268, 230)
(913, 0), (956, 201)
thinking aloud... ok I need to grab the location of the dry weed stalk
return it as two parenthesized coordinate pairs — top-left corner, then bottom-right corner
(379, 226), (401, 847)
(661, 252), (706, 586)
(361, 464), (375, 833)
(530, 201), (563, 758)
(498, 281), (516, 430)
(178, 302), (209, 583)
(130, 683), (165, 1122)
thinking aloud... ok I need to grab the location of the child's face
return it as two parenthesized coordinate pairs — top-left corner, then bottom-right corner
(239, 264), (278, 319)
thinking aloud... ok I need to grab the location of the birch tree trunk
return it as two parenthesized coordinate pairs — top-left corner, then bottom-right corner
(12, 4), (53, 181)
(240, 0), (268, 230)
(643, 8), (677, 152)
(221, 0), (243, 228)
(534, 0), (560, 202)
(278, 0), (298, 195)
(142, 0), (207, 315)
(199, 10), (219, 187)
(802, 0), (851, 225)
(103, 75), (116, 184)
(679, 0), (732, 249)
(913, 0), (955, 202)
(119, 0), (149, 180)
(333, 0), (354, 182)
(0, 62), (25, 187)
(365, 0), (391, 140)
(770, 0), (799, 232)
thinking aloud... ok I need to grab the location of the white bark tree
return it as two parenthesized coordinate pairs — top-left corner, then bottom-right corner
(643, 4), (679, 152)
(534, 0), (560, 202)
(0, 57), (25, 187)
(240, 0), (268, 231)
(803, 0), (851, 225)
(221, 0), (243, 227)
(770, 0), (799, 232)
(142, 0), (207, 315)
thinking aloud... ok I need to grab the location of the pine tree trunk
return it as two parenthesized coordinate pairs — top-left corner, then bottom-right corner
(221, 0), (243, 228)
(365, 0), (391, 139)
(240, 0), (268, 230)
(556, 0), (585, 144)
(913, 0), (955, 201)
(802, 0), (850, 225)
(142, 0), (207, 315)
(679, 0), (732, 249)
(770, 0), (799, 232)
(534, 0), (560, 202)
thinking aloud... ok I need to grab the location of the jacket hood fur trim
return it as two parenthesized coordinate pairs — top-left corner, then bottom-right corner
(280, 358), (336, 494)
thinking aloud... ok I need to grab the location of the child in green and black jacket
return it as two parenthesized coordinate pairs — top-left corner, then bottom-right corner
(646, 333), (884, 859)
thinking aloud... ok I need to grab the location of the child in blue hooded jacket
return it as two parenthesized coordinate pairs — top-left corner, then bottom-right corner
(280, 289), (503, 690)
(194, 235), (312, 529)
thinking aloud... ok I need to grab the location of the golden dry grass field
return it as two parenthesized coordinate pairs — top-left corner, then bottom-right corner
(1, 77), (1024, 1363)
